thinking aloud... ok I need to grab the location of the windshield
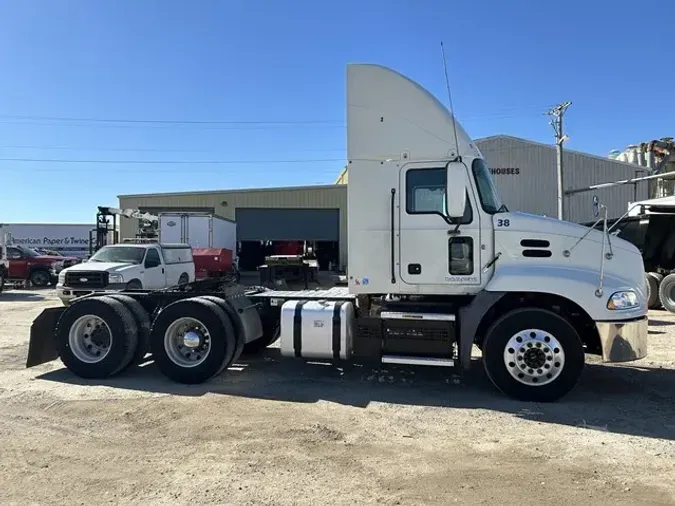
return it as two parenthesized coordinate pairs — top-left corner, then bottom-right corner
(17, 246), (41, 258)
(472, 158), (506, 214)
(89, 246), (146, 264)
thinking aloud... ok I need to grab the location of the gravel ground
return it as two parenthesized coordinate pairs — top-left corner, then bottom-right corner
(1, 288), (674, 505)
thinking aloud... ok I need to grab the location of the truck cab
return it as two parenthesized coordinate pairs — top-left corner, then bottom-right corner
(56, 242), (195, 305)
(0, 244), (76, 287)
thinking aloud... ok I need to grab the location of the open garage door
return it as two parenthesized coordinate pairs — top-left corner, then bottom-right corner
(235, 208), (339, 241)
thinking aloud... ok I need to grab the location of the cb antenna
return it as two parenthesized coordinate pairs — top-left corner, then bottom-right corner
(441, 41), (461, 162)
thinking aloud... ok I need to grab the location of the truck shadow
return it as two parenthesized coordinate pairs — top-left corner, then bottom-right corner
(37, 350), (675, 441)
(0, 292), (46, 302)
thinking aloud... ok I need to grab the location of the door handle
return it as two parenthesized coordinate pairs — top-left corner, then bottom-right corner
(162, 267), (165, 274)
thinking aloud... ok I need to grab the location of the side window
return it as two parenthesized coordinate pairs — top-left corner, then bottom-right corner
(406, 167), (472, 223)
(448, 237), (474, 275)
(162, 247), (193, 264)
(145, 248), (161, 267)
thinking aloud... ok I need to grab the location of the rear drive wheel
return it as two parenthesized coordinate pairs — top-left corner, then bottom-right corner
(150, 297), (237, 384)
(30, 269), (50, 288)
(105, 294), (151, 366)
(646, 272), (662, 309)
(482, 308), (585, 402)
(55, 296), (139, 378)
(658, 273), (675, 313)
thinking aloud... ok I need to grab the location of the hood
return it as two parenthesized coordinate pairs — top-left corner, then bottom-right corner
(37, 255), (78, 262)
(64, 261), (139, 273)
(505, 212), (638, 254)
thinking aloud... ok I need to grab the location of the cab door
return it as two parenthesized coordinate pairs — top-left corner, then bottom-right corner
(142, 248), (167, 289)
(398, 161), (481, 289)
(7, 247), (28, 279)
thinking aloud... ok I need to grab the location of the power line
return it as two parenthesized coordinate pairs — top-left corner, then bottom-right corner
(0, 144), (345, 153)
(0, 156), (345, 165)
(0, 106), (555, 129)
(0, 114), (343, 125)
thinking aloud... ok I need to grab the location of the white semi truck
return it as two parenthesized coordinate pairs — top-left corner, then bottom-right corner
(26, 64), (648, 402)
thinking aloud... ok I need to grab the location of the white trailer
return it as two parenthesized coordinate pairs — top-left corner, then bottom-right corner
(158, 213), (236, 251)
(26, 64), (648, 402)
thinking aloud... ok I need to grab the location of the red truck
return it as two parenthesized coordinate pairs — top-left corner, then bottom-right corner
(1, 245), (79, 287)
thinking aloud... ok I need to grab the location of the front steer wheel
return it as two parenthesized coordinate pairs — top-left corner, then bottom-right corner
(55, 296), (139, 378)
(150, 297), (237, 384)
(481, 308), (585, 402)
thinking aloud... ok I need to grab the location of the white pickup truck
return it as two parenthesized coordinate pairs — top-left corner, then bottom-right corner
(56, 242), (195, 305)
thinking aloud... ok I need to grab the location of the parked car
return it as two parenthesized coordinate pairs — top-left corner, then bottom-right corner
(56, 242), (195, 305)
(0, 245), (79, 287)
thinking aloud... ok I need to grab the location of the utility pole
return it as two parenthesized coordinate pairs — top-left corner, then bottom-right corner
(546, 101), (572, 220)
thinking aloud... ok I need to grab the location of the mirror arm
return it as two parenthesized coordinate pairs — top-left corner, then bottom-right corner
(447, 220), (461, 235)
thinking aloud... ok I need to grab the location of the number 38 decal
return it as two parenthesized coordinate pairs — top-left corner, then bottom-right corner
(496, 219), (511, 227)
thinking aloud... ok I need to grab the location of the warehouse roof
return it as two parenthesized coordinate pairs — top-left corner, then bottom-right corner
(475, 135), (648, 170)
(118, 183), (345, 199)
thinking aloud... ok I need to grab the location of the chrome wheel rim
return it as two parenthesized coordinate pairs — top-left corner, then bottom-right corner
(164, 317), (211, 368)
(503, 329), (565, 386)
(68, 315), (112, 363)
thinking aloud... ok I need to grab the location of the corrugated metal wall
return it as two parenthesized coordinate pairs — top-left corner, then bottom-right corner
(118, 185), (349, 268)
(476, 136), (649, 223)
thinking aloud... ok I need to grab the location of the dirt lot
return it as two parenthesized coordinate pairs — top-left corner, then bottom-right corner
(1, 289), (674, 505)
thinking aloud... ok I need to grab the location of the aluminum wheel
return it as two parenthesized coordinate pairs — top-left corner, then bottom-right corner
(164, 317), (212, 368)
(503, 328), (566, 386)
(68, 314), (112, 364)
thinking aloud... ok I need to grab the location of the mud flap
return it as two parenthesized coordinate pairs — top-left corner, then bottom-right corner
(26, 307), (65, 368)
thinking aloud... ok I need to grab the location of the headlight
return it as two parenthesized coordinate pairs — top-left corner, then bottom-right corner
(58, 271), (66, 284)
(108, 273), (124, 284)
(607, 290), (639, 310)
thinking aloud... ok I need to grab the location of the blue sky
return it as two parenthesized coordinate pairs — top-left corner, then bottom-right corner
(0, 0), (671, 223)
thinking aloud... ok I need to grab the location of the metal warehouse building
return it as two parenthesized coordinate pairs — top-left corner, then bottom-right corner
(119, 134), (646, 271)
(476, 135), (649, 223)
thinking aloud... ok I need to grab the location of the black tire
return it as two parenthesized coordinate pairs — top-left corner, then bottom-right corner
(30, 269), (51, 288)
(178, 273), (189, 285)
(242, 318), (280, 355)
(646, 272), (662, 309)
(199, 296), (245, 367)
(55, 296), (139, 379)
(481, 308), (585, 402)
(105, 294), (151, 366)
(658, 273), (675, 313)
(150, 297), (237, 384)
(0, 269), (5, 294)
(126, 280), (142, 290)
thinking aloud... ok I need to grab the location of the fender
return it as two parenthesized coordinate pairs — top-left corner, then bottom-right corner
(485, 264), (647, 321)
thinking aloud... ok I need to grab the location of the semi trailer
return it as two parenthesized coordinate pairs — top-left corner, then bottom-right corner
(25, 64), (649, 402)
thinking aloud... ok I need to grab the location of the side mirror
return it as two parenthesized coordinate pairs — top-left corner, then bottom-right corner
(445, 162), (467, 219)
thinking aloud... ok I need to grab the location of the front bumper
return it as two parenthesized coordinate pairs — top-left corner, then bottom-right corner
(57, 284), (127, 304)
(596, 317), (648, 362)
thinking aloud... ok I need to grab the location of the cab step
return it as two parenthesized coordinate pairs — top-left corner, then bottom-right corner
(381, 355), (455, 367)
(379, 311), (456, 321)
